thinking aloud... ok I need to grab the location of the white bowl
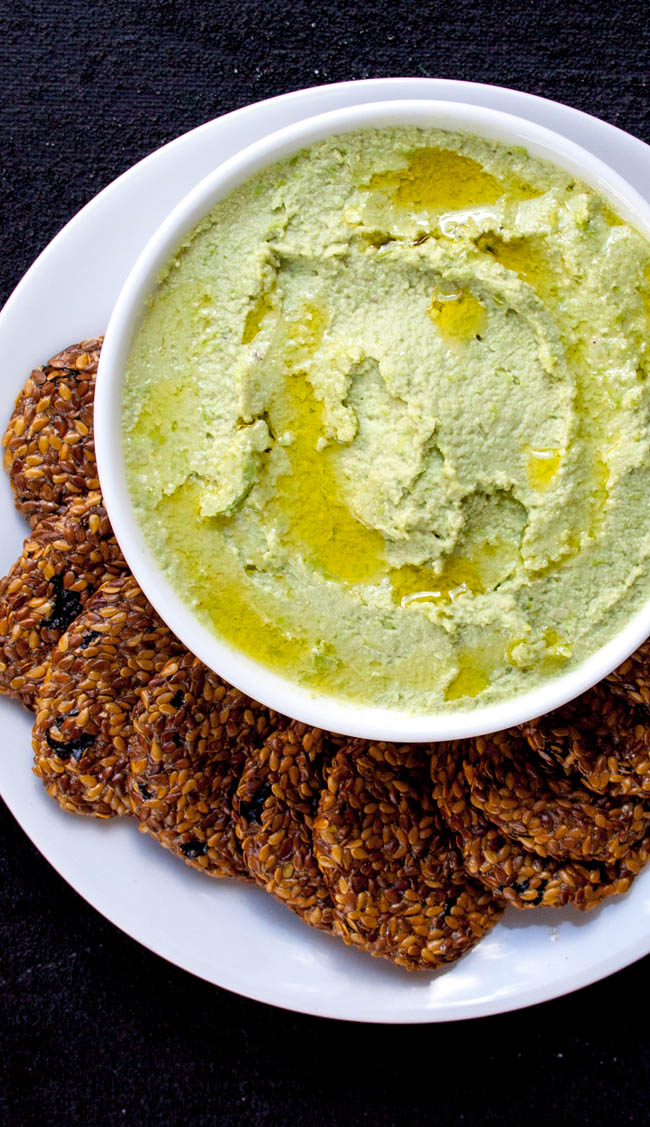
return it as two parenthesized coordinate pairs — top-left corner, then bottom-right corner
(95, 98), (650, 742)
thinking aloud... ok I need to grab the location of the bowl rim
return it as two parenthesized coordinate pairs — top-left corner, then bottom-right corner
(95, 97), (650, 741)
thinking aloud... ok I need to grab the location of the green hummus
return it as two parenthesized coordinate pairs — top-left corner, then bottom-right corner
(122, 126), (650, 712)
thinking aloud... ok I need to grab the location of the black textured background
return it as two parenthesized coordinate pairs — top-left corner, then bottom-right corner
(2, 2), (650, 1124)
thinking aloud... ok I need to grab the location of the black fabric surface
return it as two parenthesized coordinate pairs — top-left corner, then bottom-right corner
(2, 1), (650, 1123)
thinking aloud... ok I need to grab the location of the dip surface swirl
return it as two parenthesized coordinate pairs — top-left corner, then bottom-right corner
(123, 126), (650, 711)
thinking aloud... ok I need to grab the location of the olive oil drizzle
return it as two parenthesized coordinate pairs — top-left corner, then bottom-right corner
(368, 147), (537, 213)
(246, 299), (386, 585)
(526, 447), (562, 491)
(428, 289), (487, 341)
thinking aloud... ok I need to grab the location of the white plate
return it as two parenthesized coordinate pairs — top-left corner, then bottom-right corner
(2, 78), (650, 1023)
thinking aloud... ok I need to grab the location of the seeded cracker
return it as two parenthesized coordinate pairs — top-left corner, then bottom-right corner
(463, 729), (647, 863)
(431, 741), (650, 909)
(606, 638), (650, 712)
(33, 574), (182, 817)
(130, 653), (278, 877)
(2, 339), (101, 527)
(522, 682), (650, 798)
(313, 743), (502, 970)
(0, 492), (125, 709)
(234, 723), (335, 931)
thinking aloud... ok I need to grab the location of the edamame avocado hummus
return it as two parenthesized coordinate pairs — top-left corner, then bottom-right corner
(122, 127), (650, 712)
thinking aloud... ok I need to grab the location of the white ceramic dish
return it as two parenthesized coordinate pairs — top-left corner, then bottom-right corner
(2, 79), (650, 1022)
(96, 97), (650, 742)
